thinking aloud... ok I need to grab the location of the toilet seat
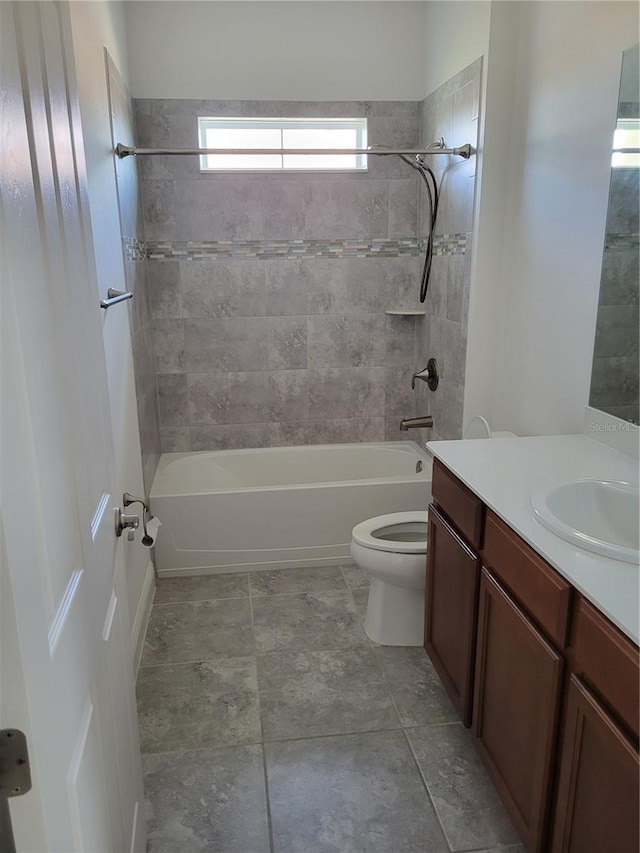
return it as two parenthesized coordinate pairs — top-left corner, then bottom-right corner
(351, 512), (428, 554)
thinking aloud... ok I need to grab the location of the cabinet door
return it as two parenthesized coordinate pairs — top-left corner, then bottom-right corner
(552, 676), (639, 853)
(473, 569), (564, 852)
(424, 504), (480, 726)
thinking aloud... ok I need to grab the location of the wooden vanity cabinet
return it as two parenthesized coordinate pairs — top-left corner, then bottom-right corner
(424, 505), (480, 725)
(426, 459), (640, 853)
(425, 458), (484, 725)
(551, 597), (640, 852)
(551, 675), (639, 853)
(473, 569), (564, 851)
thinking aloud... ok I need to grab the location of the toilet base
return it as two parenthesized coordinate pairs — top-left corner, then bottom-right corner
(364, 578), (425, 646)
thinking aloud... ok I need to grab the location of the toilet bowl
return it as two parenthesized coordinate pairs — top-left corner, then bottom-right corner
(350, 511), (428, 647)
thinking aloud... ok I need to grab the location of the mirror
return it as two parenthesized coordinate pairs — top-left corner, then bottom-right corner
(589, 44), (639, 424)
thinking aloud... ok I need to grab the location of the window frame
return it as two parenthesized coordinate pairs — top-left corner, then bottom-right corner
(197, 116), (368, 173)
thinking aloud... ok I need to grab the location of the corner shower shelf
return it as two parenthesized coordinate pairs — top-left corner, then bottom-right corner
(385, 309), (426, 316)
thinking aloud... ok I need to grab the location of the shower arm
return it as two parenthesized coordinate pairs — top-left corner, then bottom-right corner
(114, 138), (474, 160)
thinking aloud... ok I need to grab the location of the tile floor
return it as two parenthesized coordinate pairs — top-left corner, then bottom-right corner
(137, 565), (524, 853)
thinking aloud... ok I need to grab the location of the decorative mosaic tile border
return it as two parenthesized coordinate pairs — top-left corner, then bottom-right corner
(432, 234), (468, 256)
(122, 236), (147, 261)
(605, 232), (640, 251)
(141, 234), (469, 261)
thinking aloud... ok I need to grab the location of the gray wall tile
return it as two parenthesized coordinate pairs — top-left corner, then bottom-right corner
(265, 260), (310, 316)
(306, 260), (350, 315)
(181, 260), (266, 318)
(308, 315), (348, 367)
(385, 315), (416, 366)
(348, 367), (386, 418)
(152, 319), (184, 373)
(137, 87), (479, 451)
(158, 374), (189, 426)
(268, 370), (309, 422)
(266, 316), (308, 369)
(148, 262), (181, 319)
(190, 423), (271, 451)
(188, 373), (230, 425)
(160, 427), (191, 452)
(308, 368), (351, 420)
(225, 318), (268, 371)
(347, 313), (387, 366)
(184, 318), (227, 372)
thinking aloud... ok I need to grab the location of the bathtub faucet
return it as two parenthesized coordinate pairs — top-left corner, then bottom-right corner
(399, 416), (433, 431)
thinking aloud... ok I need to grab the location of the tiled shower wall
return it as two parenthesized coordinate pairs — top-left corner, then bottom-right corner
(413, 58), (482, 444)
(132, 65), (481, 452)
(135, 100), (426, 451)
(107, 56), (161, 490)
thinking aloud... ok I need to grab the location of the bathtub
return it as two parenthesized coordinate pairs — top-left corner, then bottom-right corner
(149, 441), (432, 576)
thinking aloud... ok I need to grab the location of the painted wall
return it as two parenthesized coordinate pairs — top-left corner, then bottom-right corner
(477, 0), (639, 436)
(124, 1), (426, 100)
(421, 2), (490, 98)
(68, 1), (154, 642)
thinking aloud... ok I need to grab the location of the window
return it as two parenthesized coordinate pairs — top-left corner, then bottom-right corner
(612, 118), (640, 168)
(198, 117), (368, 171)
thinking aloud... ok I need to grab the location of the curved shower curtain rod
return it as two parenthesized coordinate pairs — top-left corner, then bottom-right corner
(114, 138), (474, 159)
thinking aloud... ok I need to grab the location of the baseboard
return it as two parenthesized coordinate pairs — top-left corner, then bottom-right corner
(156, 556), (356, 578)
(131, 560), (155, 674)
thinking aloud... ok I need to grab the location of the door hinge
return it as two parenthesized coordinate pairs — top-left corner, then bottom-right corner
(0, 730), (31, 798)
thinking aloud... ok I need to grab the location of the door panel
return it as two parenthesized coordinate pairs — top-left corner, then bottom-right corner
(0, 3), (145, 850)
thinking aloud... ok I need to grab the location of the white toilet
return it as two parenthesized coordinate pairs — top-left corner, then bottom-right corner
(350, 417), (519, 647)
(350, 512), (428, 647)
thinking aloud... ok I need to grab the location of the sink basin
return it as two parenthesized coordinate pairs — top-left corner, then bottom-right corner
(531, 480), (639, 564)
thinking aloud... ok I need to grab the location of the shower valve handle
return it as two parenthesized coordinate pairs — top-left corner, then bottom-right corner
(411, 358), (439, 391)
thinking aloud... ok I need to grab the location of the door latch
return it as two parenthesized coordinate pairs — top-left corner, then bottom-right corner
(114, 506), (140, 539)
(0, 730), (31, 798)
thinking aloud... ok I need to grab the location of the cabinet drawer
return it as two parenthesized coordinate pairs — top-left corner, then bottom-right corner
(432, 458), (484, 549)
(483, 511), (572, 648)
(572, 597), (640, 739)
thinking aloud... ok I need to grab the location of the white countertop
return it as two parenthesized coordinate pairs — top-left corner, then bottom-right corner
(427, 434), (640, 644)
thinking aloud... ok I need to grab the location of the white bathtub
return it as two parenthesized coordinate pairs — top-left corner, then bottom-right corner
(149, 441), (432, 576)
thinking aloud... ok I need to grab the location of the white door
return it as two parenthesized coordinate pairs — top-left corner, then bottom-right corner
(0, 2), (145, 851)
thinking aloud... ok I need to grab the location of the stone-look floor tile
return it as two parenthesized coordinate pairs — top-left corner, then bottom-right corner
(475, 846), (525, 853)
(265, 730), (449, 853)
(351, 587), (370, 618)
(154, 574), (250, 604)
(143, 745), (270, 853)
(374, 647), (457, 727)
(252, 592), (368, 653)
(406, 723), (520, 852)
(142, 599), (253, 665)
(137, 658), (261, 754)
(258, 648), (400, 740)
(249, 566), (348, 597)
(340, 563), (370, 589)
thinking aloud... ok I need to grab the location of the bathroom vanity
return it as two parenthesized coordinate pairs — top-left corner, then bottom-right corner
(425, 435), (639, 853)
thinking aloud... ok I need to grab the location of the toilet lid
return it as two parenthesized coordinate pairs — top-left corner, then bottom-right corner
(351, 511), (428, 554)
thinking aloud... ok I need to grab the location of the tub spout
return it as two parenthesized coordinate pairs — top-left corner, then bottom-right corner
(399, 416), (433, 431)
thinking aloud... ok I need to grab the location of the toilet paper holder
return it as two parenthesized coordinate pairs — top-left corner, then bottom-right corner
(123, 492), (155, 546)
